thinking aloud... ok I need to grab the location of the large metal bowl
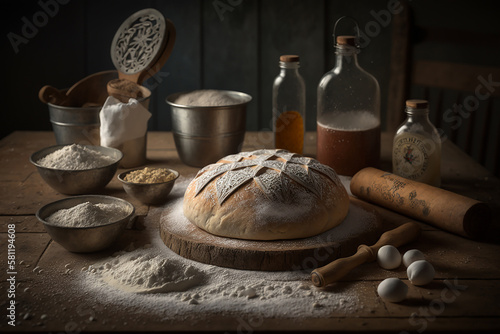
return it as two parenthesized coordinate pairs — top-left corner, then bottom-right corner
(36, 195), (135, 253)
(117, 167), (179, 205)
(30, 145), (123, 195)
(166, 90), (251, 167)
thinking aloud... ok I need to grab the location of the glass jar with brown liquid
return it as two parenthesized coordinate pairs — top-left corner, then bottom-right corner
(316, 18), (381, 176)
(273, 55), (306, 154)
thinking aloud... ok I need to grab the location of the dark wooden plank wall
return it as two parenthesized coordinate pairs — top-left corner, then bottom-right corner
(3, 0), (499, 175)
(3, 0), (393, 136)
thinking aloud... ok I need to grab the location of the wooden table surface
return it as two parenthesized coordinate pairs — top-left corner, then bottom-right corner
(1, 131), (499, 333)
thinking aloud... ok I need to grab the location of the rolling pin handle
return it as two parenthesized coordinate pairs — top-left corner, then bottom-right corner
(311, 246), (373, 287)
(311, 272), (324, 287)
(373, 222), (421, 250)
(357, 244), (376, 262)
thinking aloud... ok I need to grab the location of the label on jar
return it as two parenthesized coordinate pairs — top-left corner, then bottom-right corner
(392, 133), (440, 186)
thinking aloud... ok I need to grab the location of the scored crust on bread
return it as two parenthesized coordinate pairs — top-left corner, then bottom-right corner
(183, 149), (349, 241)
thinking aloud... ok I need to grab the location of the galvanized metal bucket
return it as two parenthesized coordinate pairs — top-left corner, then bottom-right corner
(48, 89), (151, 168)
(48, 103), (102, 146)
(166, 91), (251, 167)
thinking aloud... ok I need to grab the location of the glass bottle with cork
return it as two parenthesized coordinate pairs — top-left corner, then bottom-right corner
(273, 55), (306, 154)
(316, 17), (381, 176)
(392, 99), (441, 187)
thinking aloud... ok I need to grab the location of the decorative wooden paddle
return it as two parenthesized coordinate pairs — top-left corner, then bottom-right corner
(311, 222), (421, 287)
(108, 9), (176, 100)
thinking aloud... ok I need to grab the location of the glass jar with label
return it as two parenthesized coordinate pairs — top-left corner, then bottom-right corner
(273, 55), (306, 154)
(316, 17), (381, 176)
(392, 99), (441, 187)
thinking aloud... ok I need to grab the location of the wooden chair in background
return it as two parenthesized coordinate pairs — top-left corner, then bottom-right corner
(387, 1), (500, 176)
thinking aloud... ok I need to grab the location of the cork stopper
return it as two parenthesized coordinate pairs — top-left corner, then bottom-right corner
(336, 35), (357, 46)
(280, 55), (300, 62)
(406, 99), (429, 109)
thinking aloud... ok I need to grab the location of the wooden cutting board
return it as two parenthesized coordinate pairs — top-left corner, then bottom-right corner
(160, 197), (386, 271)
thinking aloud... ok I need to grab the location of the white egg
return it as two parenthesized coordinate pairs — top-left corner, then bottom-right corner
(377, 278), (408, 303)
(403, 249), (426, 267)
(407, 260), (435, 286)
(377, 245), (402, 269)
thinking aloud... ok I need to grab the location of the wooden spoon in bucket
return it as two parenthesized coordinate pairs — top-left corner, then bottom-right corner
(38, 85), (73, 106)
(39, 70), (118, 107)
(108, 9), (176, 100)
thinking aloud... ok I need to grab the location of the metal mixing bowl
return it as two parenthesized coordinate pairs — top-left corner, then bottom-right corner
(117, 168), (179, 205)
(166, 90), (251, 167)
(30, 145), (123, 195)
(36, 195), (135, 253)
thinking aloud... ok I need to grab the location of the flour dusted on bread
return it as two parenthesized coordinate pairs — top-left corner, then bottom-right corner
(183, 149), (349, 240)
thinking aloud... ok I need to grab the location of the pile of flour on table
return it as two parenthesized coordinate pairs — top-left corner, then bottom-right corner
(37, 144), (115, 170)
(78, 176), (372, 320)
(88, 245), (205, 294)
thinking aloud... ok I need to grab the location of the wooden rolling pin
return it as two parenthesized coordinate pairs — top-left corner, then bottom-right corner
(350, 167), (491, 239)
(311, 222), (421, 287)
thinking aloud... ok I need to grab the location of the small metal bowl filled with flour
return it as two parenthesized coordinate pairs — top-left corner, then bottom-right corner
(36, 195), (135, 253)
(30, 144), (123, 195)
(118, 166), (179, 205)
(166, 89), (251, 167)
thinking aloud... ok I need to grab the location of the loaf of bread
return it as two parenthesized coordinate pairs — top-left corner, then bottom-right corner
(183, 149), (349, 240)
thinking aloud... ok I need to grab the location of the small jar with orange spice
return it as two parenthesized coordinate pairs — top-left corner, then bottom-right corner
(272, 55), (306, 154)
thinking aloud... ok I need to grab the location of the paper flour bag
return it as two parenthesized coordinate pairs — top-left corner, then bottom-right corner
(100, 96), (151, 167)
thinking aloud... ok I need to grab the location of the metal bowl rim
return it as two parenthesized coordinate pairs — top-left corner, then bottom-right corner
(36, 195), (135, 230)
(47, 103), (103, 111)
(30, 144), (123, 172)
(117, 167), (180, 186)
(166, 90), (252, 109)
